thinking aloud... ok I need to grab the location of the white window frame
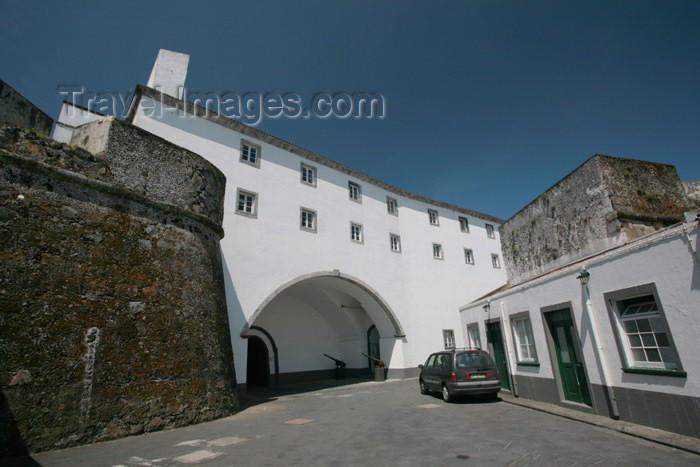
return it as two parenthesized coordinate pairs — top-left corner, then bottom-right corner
(443, 329), (455, 349)
(390, 233), (401, 253)
(386, 196), (398, 216)
(350, 222), (363, 243)
(348, 182), (362, 203)
(428, 209), (439, 226)
(510, 313), (538, 363)
(235, 188), (257, 218)
(486, 223), (495, 239)
(467, 323), (481, 349)
(464, 248), (474, 265)
(301, 163), (317, 187)
(300, 207), (317, 233)
(459, 216), (470, 233)
(605, 284), (683, 373)
(240, 140), (261, 168)
(432, 243), (443, 260)
(491, 253), (500, 268)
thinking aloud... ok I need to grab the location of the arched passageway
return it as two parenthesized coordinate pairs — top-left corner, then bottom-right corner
(242, 272), (403, 385)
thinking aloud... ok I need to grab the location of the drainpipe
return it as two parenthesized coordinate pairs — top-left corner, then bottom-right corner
(578, 266), (620, 419)
(499, 301), (519, 397)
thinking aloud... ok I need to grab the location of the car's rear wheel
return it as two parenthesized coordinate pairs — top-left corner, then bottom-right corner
(487, 392), (499, 401)
(419, 379), (428, 395)
(441, 384), (451, 402)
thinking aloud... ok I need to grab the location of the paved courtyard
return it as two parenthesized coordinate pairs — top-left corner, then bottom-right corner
(11, 378), (700, 466)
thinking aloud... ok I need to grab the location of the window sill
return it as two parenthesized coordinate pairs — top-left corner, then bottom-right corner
(516, 361), (540, 367)
(622, 367), (687, 378)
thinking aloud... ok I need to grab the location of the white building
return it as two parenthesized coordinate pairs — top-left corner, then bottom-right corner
(54, 50), (508, 388)
(460, 154), (700, 437)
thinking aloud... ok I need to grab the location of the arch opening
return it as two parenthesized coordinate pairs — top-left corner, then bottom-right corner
(241, 272), (404, 385)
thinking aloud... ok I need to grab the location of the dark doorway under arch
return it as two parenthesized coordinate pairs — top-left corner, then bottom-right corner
(246, 336), (269, 387)
(367, 325), (380, 372)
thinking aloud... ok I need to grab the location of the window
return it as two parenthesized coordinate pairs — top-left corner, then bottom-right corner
(235, 189), (257, 218)
(301, 163), (316, 187)
(387, 197), (398, 216)
(459, 216), (469, 233)
(428, 209), (439, 226)
(350, 222), (363, 243)
(511, 315), (538, 363)
(606, 289), (681, 372)
(349, 182), (362, 202)
(300, 207), (316, 233)
(390, 233), (401, 253)
(486, 223), (495, 238)
(240, 140), (261, 168)
(432, 243), (443, 260)
(464, 248), (474, 265)
(443, 330), (455, 349)
(467, 323), (481, 349)
(491, 254), (500, 268)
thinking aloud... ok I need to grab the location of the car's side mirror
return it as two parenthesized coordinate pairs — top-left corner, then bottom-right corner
(418, 364), (424, 369)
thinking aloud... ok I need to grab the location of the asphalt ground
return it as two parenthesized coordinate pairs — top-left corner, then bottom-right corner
(7, 377), (700, 466)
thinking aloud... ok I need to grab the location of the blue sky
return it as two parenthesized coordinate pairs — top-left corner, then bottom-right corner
(2, 0), (699, 220)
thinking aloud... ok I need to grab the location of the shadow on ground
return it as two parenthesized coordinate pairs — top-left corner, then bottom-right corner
(239, 375), (377, 409)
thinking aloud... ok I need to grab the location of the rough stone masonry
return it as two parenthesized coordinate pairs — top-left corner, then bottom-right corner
(0, 117), (239, 457)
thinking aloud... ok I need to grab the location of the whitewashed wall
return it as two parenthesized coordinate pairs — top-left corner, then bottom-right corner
(130, 95), (507, 383)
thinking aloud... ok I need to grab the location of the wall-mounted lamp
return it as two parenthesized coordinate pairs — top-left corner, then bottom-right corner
(483, 301), (491, 313)
(576, 266), (590, 286)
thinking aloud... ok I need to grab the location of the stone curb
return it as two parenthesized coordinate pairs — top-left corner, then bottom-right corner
(499, 393), (700, 456)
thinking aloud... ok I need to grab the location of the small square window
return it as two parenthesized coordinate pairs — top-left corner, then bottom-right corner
(349, 182), (362, 202)
(464, 248), (474, 265)
(459, 216), (470, 233)
(390, 233), (401, 253)
(486, 223), (495, 239)
(433, 243), (443, 260)
(387, 197), (398, 216)
(428, 209), (439, 226)
(443, 330), (455, 349)
(350, 222), (363, 243)
(235, 189), (257, 218)
(301, 164), (317, 187)
(300, 207), (316, 233)
(491, 254), (500, 268)
(467, 323), (481, 349)
(240, 140), (261, 168)
(511, 314), (538, 363)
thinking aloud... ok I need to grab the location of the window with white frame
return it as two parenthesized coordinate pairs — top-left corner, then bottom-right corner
(491, 254), (500, 268)
(428, 209), (439, 226)
(467, 323), (481, 349)
(390, 233), (401, 253)
(387, 196), (398, 216)
(511, 315), (537, 363)
(350, 222), (363, 243)
(433, 243), (443, 260)
(240, 140), (261, 168)
(349, 182), (361, 202)
(443, 329), (455, 349)
(459, 216), (470, 233)
(607, 290), (681, 371)
(236, 189), (257, 218)
(300, 207), (316, 232)
(301, 163), (316, 187)
(486, 223), (495, 238)
(464, 248), (474, 265)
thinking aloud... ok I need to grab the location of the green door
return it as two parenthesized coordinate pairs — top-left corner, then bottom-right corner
(486, 321), (510, 390)
(546, 310), (591, 405)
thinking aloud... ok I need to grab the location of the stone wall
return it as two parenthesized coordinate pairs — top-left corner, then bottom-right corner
(0, 80), (53, 136)
(500, 154), (696, 284)
(0, 120), (237, 457)
(684, 180), (700, 204)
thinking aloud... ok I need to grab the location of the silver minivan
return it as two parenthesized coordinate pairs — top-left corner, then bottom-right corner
(418, 349), (501, 402)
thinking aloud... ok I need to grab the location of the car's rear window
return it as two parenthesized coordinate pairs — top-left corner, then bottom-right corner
(455, 352), (494, 370)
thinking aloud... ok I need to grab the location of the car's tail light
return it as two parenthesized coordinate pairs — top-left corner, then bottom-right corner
(450, 372), (456, 380)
